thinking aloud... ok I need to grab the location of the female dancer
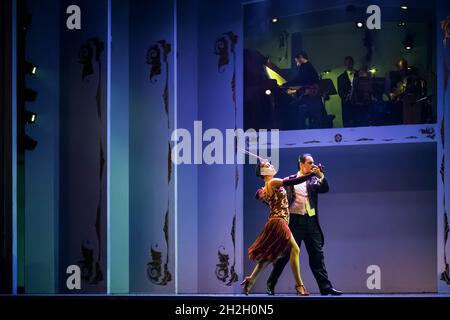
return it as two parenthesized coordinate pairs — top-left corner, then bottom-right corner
(241, 160), (319, 295)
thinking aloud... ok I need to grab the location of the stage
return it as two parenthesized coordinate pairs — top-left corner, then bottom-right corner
(2, 2), (450, 317)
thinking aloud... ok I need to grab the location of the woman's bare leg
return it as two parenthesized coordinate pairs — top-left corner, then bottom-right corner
(242, 260), (270, 293)
(288, 235), (303, 287)
(249, 261), (270, 282)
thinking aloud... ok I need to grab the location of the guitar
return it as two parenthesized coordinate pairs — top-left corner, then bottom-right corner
(389, 77), (407, 101)
(282, 83), (320, 97)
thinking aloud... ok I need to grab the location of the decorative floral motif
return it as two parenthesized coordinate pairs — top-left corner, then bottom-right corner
(214, 32), (237, 73)
(146, 44), (162, 83)
(215, 215), (239, 286)
(441, 210), (450, 284)
(147, 210), (172, 285)
(419, 127), (435, 139)
(146, 40), (171, 127)
(441, 15), (450, 47)
(78, 37), (105, 286)
(145, 40), (173, 287)
(215, 32), (240, 286)
(215, 246), (230, 282)
(78, 37), (104, 81)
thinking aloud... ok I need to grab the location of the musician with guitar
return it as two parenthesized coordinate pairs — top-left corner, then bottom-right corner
(284, 51), (320, 89)
(388, 58), (427, 124)
(282, 51), (327, 129)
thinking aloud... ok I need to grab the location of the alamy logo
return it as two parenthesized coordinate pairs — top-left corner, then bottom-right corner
(366, 5), (381, 30)
(66, 265), (81, 290)
(171, 121), (279, 169)
(66, 5), (81, 30)
(366, 265), (381, 289)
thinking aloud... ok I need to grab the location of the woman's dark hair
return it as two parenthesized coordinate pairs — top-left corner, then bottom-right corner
(255, 161), (263, 178)
(255, 160), (269, 179)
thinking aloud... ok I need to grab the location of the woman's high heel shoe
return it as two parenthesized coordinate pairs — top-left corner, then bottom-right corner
(295, 284), (310, 296)
(240, 276), (254, 295)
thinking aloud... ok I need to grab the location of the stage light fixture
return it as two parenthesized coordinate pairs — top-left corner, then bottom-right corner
(265, 89), (272, 95)
(24, 88), (37, 102)
(398, 22), (406, 27)
(369, 67), (377, 75)
(25, 61), (38, 75)
(20, 134), (38, 151)
(355, 21), (364, 29)
(24, 110), (37, 124)
(272, 18), (278, 23)
(401, 5), (408, 10)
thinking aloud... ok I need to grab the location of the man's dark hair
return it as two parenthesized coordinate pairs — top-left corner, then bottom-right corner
(295, 51), (308, 60)
(344, 56), (354, 64)
(298, 153), (312, 170)
(298, 153), (312, 164)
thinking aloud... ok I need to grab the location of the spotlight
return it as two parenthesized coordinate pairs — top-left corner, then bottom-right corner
(25, 61), (38, 76)
(355, 21), (364, 29)
(20, 134), (38, 151)
(321, 70), (331, 78)
(398, 22), (406, 27)
(401, 5), (408, 10)
(24, 88), (37, 102)
(24, 110), (37, 124)
(403, 35), (414, 51)
(265, 89), (272, 95)
(368, 67), (377, 75)
(271, 18), (278, 23)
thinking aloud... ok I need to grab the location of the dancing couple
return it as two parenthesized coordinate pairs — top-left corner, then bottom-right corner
(242, 153), (342, 296)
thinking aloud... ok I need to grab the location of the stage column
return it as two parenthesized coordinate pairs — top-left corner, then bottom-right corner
(437, 0), (450, 294)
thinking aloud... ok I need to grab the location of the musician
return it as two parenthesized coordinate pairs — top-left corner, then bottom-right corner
(337, 56), (358, 127)
(388, 58), (426, 124)
(283, 51), (326, 129)
(284, 51), (320, 88)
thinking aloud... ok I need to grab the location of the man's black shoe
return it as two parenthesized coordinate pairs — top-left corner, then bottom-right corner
(320, 287), (343, 296)
(266, 285), (275, 295)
